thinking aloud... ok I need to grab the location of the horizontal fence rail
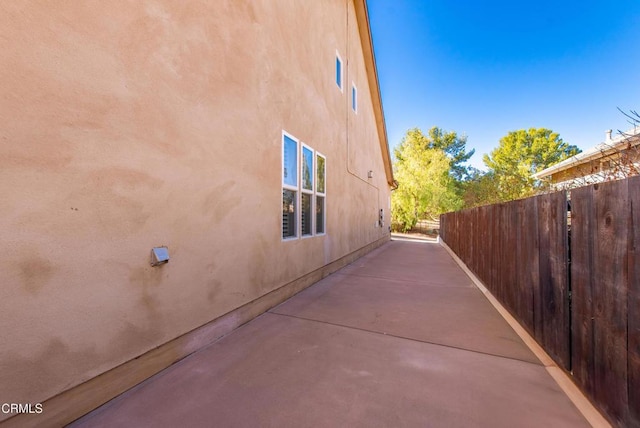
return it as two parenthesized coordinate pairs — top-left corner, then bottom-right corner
(440, 176), (640, 428)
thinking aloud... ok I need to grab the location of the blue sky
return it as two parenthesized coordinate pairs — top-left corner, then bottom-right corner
(367, 0), (640, 170)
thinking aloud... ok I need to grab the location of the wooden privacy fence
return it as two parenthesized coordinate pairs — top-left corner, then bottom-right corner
(440, 176), (640, 428)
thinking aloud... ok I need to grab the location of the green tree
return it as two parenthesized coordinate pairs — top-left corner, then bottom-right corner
(403, 127), (475, 182)
(427, 127), (475, 181)
(392, 130), (462, 232)
(483, 128), (580, 201)
(461, 168), (501, 208)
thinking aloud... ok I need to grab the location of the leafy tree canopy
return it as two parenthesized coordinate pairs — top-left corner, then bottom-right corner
(392, 129), (463, 232)
(461, 168), (501, 208)
(400, 127), (475, 182)
(428, 127), (475, 181)
(483, 128), (580, 201)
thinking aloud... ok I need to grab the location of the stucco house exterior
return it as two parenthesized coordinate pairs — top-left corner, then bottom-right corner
(533, 127), (640, 190)
(0, 1), (395, 426)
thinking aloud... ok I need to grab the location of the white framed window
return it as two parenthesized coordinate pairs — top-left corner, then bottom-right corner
(282, 132), (299, 239)
(301, 143), (314, 237)
(316, 152), (326, 235)
(282, 132), (326, 240)
(351, 83), (357, 113)
(336, 51), (343, 91)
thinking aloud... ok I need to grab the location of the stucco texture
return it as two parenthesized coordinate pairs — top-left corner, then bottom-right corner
(0, 0), (391, 412)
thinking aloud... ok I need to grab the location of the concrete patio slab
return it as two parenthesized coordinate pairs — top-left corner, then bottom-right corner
(272, 271), (538, 363)
(339, 240), (473, 286)
(71, 239), (590, 427)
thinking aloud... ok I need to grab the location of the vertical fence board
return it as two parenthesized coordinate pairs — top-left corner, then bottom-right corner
(469, 210), (481, 272)
(627, 176), (640, 427)
(449, 211), (455, 252)
(504, 203), (512, 309)
(462, 210), (469, 265)
(454, 211), (460, 254)
(462, 210), (468, 267)
(505, 201), (518, 315)
(491, 204), (499, 296)
(484, 205), (491, 283)
(501, 203), (510, 304)
(553, 192), (570, 370)
(593, 180), (629, 425)
(488, 204), (497, 296)
(495, 204), (504, 301)
(479, 206), (489, 283)
(517, 198), (537, 332)
(515, 200), (524, 322)
(537, 195), (551, 347)
(455, 210), (460, 252)
(458, 209), (462, 254)
(570, 185), (595, 396)
(538, 192), (570, 369)
(468, 209), (474, 269)
(497, 204), (506, 306)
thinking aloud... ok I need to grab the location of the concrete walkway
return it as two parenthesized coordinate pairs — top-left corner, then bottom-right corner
(72, 239), (590, 427)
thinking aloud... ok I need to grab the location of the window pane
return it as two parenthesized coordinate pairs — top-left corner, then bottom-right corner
(352, 87), (357, 111)
(283, 135), (297, 187)
(302, 146), (313, 191)
(282, 189), (296, 238)
(317, 155), (325, 193)
(316, 196), (325, 234)
(301, 193), (312, 236)
(336, 57), (342, 88)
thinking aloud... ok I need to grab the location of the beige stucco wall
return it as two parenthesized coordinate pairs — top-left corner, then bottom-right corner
(0, 0), (391, 412)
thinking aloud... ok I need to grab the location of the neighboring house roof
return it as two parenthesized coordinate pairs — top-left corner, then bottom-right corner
(355, 0), (396, 188)
(533, 126), (640, 180)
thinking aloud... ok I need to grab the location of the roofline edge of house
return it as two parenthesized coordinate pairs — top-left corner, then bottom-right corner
(533, 127), (640, 179)
(353, 0), (395, 188)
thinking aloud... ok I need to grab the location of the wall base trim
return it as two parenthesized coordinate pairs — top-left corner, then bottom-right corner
(2, 235), (390, 428)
